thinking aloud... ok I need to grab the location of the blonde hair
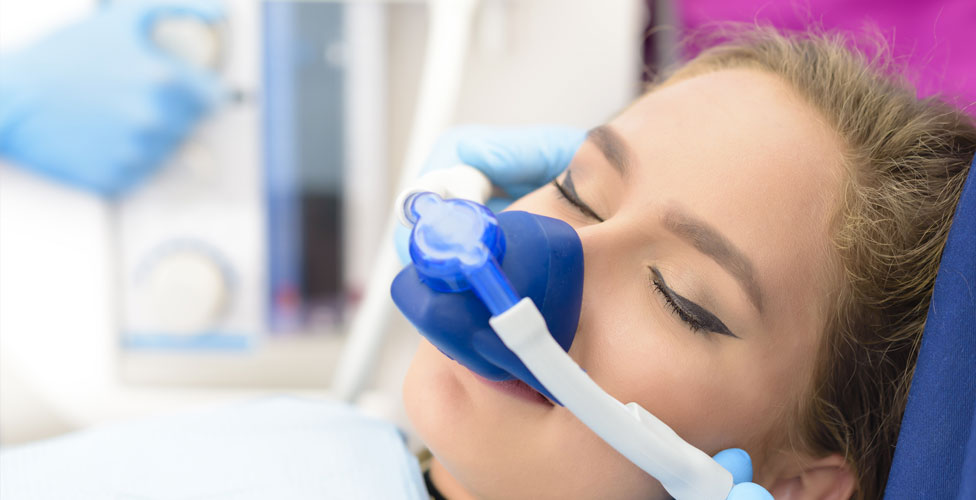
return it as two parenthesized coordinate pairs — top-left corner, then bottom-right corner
(658, 27), (976, 498)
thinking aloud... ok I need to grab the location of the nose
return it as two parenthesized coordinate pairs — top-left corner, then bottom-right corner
(575, 221), (629, 292)
(392, 210), (585, 401)
(566, 220), (639, 361)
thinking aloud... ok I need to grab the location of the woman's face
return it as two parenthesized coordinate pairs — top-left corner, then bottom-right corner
(403, 68), (846, 499)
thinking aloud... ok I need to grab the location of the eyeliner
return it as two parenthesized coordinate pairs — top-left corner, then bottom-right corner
(557, 171), (605, 222)
(651, 267), (739, 338)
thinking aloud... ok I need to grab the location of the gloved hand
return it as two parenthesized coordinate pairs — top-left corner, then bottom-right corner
(395, 124), (586, 263)
(0, 1), (225, 196)
(713, 448), (775, 499)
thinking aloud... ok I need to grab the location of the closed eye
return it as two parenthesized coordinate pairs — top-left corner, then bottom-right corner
(650, 267), (738, 338)
(551, 172), (604, 222)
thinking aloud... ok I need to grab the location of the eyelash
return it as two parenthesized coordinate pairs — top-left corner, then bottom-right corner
(551, 179), (601, 221)
(651, 279), (706, 334)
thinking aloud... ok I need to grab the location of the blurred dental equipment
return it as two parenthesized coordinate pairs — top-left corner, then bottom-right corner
(391, 169), (773, 499)
(114, 0), (391, 364)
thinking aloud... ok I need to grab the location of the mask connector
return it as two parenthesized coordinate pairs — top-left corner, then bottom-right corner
(401, 191), (519, 315)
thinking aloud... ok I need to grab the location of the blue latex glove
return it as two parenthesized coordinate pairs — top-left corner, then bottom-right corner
(0, 1), (225, 196)
(395, 124), (586, 263)
(713, 448), (775, 499)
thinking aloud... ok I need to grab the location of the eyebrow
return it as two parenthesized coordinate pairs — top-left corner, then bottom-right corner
(587, 125), (633, 176)
(663, 208), (765, 314)
(586, 123), (765, 314)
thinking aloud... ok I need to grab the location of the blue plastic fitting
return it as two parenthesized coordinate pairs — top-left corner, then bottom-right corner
(393, 193), (584, 402)
(404, 192), (520, 315)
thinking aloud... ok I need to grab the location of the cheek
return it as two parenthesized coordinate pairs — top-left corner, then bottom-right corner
(574, 316), (771, 456)
(570, 258), (781, 456)
(402, 342), (463, 441)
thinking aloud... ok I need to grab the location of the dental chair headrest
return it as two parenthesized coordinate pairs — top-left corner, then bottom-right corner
(884, 154), (976, 499)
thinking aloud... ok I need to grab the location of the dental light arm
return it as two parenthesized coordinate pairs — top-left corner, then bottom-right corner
(395, 168), (736, 499)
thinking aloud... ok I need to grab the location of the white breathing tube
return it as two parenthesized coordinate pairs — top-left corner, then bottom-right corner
(491, 300), (733, 499)
(399, 165), (735, 500)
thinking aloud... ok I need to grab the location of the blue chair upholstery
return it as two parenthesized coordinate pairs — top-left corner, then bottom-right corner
(885, 155), (976, 499)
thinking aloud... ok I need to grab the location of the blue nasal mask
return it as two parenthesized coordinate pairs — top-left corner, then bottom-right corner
(393, 191), (583, 402)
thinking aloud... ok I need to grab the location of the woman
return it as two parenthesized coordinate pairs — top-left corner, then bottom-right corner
(401, 28), (976, 499)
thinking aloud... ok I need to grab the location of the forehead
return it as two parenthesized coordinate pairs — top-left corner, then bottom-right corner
(607, 68), (845, 321)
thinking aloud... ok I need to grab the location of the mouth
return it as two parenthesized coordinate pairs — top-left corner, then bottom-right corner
(472, 372), (556, 407)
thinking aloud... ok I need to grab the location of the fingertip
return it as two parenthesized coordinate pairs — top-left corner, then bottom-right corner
(454, 125), (514, 174)
(539, 126), (586, 175)
(173, 64), (225, 113)
(456, 137), (499, 170)
(547, 126), (588, 147)
(729, 482), (774, 500)
(713, 448), (753, 484)
(456, 125), (586, 180)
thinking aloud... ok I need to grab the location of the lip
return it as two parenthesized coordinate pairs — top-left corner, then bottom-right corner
(472, 373), (555, 407)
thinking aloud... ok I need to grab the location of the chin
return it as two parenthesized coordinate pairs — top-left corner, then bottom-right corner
(401, 340), (665, 500)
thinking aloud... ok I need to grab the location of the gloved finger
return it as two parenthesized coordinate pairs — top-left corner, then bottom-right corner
(416, 126), (480, 177)
(726, 483), (774, 500)
(713, 448), (753, 484)
(167, 61), (224, 114)
(456, 125), (586, 187)
(136, 56), (222, 142)
(124, 91), (187, 170)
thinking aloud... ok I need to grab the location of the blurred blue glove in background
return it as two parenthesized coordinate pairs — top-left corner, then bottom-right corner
(713, 448), (775, 499)
(395, 124), (586, 263)
(0, 1), (225, 196)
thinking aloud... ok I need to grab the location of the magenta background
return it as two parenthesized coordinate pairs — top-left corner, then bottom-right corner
(677, 0), (976, 116)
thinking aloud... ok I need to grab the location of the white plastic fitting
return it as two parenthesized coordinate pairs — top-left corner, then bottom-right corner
(395, 164), (493, 227)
